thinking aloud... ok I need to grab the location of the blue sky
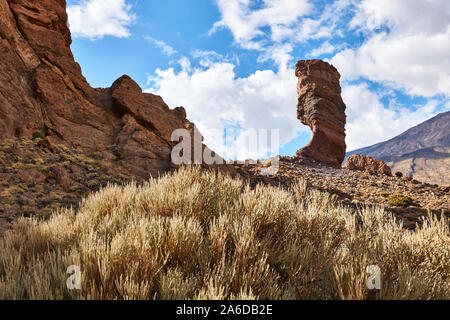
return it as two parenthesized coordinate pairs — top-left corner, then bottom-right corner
(67, 0), (450, 159)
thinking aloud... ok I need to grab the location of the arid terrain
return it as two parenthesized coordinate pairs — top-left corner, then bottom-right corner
(0, 0), (448, 301)
(240, 157), (449, 229)
(0, 137), (140, 235)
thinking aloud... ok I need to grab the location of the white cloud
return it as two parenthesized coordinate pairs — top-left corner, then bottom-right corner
(210, 0), (312, 49)
(350, 0), (450, 35)
(145, 59), (304, 159)
(67, 0), (135, 40)
(144, 36), (177, 56)
(307, 41), (335, 57)
(331, 0), (450, 97)
(268, 0), (354, 43)
(342, 83), (443, 151)
(141, 0), (450, 157)
(191, 50), (240, 68)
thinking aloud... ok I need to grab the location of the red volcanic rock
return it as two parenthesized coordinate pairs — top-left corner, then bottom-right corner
(0, 0), (233, 179)
(295, 60), (347, 168)
(344, 154), (393, 176)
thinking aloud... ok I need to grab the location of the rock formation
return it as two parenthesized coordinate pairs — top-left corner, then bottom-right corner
(344, 154), (393, 176)
(295, 60), (347, 168)
(0, 0), (231, 179)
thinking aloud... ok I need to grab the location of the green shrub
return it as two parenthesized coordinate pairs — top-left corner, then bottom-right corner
(32, 132), (45, 140)
(380, 192), (390, 198)
(395, 171), (403, 178)
(388, 194), (415, 208)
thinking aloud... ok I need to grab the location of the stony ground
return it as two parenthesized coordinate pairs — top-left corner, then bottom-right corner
(237, 156), (449, 229)
(0, 138), (141, 234)
(1, 138), (448, 234)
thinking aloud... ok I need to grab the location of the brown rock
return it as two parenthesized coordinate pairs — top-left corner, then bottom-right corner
(37, 137), (56, 152)
(53, 166), (72, 189)
(344, 154), (393, 176)
(0, 0), (234, 179)
(15, 169), (46, 184)
(69, 165), (84, 181)
(295, 60), (347, 168)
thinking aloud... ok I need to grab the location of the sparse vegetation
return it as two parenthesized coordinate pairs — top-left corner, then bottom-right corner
(0, 167), (448, 300)
(0, 138), (134, 221)
(388, 194), (416, 208)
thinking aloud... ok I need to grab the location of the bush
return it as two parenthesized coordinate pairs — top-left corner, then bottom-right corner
(388, 194), (415, 208)
(395, 171), (403, 178)
(0, 167), (448, 300)
(264, 161), (272, 168)
(32, 131), (45, 140)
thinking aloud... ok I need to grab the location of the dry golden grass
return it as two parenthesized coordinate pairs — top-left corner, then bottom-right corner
(0, 167), (448, 300)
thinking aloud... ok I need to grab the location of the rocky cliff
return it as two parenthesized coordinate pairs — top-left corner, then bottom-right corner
(0, 0), (224, 179)
(295, 60), (347, 168)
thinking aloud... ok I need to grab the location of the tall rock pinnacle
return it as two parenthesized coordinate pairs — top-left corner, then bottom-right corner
(295, 59), (347, 168)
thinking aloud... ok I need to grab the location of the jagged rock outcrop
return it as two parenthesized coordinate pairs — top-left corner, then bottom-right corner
(344, 154), (393, 176)
(295, 60), (347, 168)
(0, 0), (231, 179)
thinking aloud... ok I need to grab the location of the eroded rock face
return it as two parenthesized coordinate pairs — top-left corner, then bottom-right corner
(0, 0), (231, 179)
(344, 154), (393, 176)
(295, 60), (347, 168)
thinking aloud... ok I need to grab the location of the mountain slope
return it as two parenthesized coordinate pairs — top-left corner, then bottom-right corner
(347, 112), (450, 186)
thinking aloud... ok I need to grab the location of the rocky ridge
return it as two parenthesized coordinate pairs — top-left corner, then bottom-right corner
(0, 0), (230, 180)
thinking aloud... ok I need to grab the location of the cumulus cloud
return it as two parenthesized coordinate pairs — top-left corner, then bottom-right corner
(307, 41), (336, 57)
(349, 0), (450, 35)
(209, 0), (312, 49)
(67, 0), (135, 40)
(145, 58), (304, 159)
(141, 0), (449, 157)
(144, 36), (177, 56)
(191, 50), (240, 68)
(331, 0), (450, 97)
(342, 83), (443, 151)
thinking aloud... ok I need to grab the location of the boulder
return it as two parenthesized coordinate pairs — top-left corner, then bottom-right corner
(53, 165), (73, 189)
(344, 154), (393, 176)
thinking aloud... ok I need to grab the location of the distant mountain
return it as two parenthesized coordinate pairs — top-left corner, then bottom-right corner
(347, 112), (450, 186)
